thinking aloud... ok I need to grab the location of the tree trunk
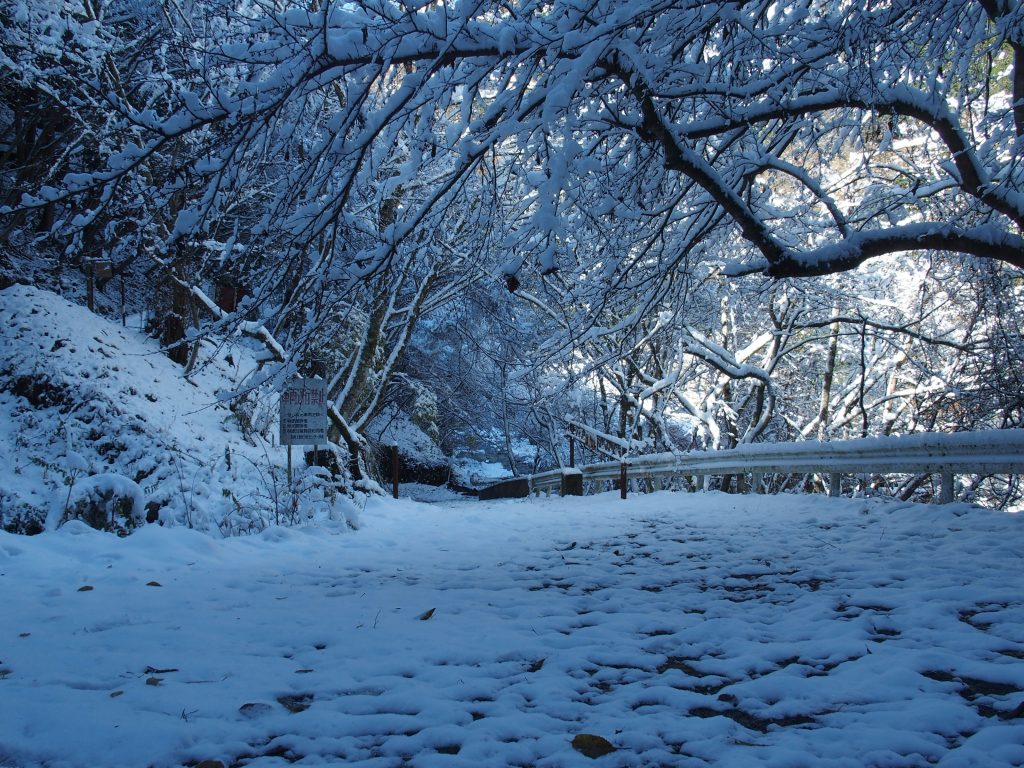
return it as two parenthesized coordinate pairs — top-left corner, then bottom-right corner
(163, 282), (191, 366)
(817, 313), (841, 440)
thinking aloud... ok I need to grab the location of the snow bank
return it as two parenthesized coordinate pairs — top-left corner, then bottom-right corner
(0, 285), (358, 536)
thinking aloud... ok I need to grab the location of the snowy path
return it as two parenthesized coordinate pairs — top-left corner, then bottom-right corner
(1, 492), (1023, 767)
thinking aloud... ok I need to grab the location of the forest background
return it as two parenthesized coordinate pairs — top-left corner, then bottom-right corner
(3, 0), (1023, 523)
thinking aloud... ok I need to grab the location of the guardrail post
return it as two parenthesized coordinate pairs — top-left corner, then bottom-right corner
(829, 472), (841, 497)
(751, 472), (763, 494)
(620, 462), (628, 500)
(693, 474), (703, 492)
(939, 471), (955, 504)
(561, 470), (583, 496)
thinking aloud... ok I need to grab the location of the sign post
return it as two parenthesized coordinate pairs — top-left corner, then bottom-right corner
(86, 259), (112, 312)
(279, 378), (328, 484)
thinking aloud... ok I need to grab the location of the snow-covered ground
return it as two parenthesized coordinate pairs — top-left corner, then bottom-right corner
(2, 491), (1022, 767)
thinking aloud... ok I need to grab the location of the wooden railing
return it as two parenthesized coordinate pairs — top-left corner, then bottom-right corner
(521, 429), (1024, 504)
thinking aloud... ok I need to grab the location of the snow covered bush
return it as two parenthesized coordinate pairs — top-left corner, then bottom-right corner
(61, 472), (144, 536)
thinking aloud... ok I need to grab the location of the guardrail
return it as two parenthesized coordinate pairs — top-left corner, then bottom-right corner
(519, 429), (1024, 504)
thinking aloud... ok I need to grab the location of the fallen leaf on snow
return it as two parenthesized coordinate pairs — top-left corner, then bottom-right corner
(277, 693), (313, 713)
(239, 702), (274, 718)
(571, 734), (616, 759)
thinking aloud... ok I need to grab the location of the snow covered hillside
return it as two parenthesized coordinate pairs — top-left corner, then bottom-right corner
(0, 285), (361, 536)
(2, 492), (1022, 767)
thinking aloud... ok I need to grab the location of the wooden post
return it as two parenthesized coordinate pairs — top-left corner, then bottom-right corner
(939, 471), (954, 504)
(287, 445), (293, 485)
(87, 267), (95, 312)
(829, 472), (841, 497)
(561, 471), (583, 496)
(391, 444), (399, 499)
(620, 462), (628, 500)
(752, 472), (763, 494)
(569, 436), (575, 468)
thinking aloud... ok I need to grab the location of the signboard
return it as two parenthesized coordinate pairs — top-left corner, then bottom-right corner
(279, 378), (328, 445)
(90, 260), (113, 280)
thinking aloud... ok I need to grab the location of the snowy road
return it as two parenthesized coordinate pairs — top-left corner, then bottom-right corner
(1, 492), (1023, 767)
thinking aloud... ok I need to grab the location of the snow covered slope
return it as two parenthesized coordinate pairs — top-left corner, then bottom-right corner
(0, 491), (1021, 767)
(0, 285), (359, 535)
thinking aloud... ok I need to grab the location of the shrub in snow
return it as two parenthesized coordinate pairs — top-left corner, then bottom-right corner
(0, 498), (46, 535)
(10, 374), (71, 410)
(62, 473), (145, 536)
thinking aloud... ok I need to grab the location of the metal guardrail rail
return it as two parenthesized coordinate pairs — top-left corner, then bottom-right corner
(522, 429), (1024, 504)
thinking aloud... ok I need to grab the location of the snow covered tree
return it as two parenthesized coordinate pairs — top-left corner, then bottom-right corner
(4, 0), (1024, 490)
(12, 1), (1024, 285)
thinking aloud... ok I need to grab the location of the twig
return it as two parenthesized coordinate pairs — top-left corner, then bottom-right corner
(809, 534), (839, 550)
